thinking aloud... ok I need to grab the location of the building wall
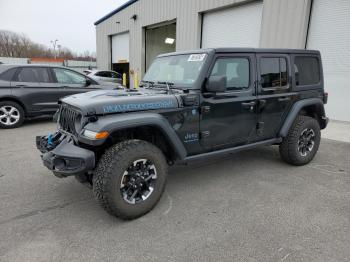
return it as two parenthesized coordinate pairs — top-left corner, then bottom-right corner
(260, 0), (311, 48)
(96, 0), (311, 82)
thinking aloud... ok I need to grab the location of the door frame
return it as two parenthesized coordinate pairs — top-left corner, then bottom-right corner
(199, 52), (259, 149)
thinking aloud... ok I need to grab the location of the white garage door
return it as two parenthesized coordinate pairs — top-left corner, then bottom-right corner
(307, 0), (350, 122)
(201, 1), (263, 48)
(111, 32), (129, 63)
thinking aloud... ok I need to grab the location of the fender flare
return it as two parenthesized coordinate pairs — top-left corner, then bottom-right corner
(81, 112), (187, 160)
(279, 98), (325, 137)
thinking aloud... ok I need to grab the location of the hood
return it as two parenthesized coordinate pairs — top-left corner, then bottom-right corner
(61, 88), (180, 115)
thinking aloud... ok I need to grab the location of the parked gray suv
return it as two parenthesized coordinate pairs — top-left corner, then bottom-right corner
(0, 64), (116, 128)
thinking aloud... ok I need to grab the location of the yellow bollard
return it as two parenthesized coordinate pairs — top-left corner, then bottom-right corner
(134, 73), (139, 89)
(122, 73), (127, 86)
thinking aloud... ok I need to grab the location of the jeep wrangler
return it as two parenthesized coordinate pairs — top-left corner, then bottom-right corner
(36, 48), (328, 220)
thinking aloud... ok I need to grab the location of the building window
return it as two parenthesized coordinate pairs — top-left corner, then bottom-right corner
(260, 58), (288, 89)
(294, 57), (320, 86)
(210, 57), (250, 91)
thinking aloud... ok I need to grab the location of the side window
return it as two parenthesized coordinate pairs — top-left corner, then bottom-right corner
(15, 67), (50, 83)
(95, 71), (105, 77)
(53, 68), (86, 85)
(294, 57), (320, 86)
(16, 68), (39, 82)
(104, 72), (112, 78)
(35, 68), (50, 83)
(111, 72), (120, 78)
(210, 57), (250, 91)
(260, 58), (288, 89)
(0, 68), (17, 81)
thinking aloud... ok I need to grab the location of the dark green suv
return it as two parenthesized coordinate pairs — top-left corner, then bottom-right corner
(36, 48), (328, 220)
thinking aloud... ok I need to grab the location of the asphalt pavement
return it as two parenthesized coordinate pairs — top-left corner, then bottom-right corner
(0, 119), (349, 262)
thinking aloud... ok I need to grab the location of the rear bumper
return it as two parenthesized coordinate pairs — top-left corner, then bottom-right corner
(36, 135), (95, 178)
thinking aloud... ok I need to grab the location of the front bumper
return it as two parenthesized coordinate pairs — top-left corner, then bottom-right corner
(36, 134), (95, 178)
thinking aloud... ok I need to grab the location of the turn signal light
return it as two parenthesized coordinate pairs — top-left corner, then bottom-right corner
(83, 130), (109, 140)
(95, 131), (109, 139)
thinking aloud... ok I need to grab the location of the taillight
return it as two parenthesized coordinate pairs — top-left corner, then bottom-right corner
(323, 92), (328, 104)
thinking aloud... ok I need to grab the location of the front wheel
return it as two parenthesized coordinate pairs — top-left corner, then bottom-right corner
(93, 140), (168, 220)
(279, 116), (321, 166)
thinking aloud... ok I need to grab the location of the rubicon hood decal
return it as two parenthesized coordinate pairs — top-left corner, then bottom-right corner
(103, 99), (174, 113)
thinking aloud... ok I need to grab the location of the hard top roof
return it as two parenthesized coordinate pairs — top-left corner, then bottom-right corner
(158, 48), (320, 57)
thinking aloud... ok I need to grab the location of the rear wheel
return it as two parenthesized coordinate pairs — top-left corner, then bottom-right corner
(93, 140), (168, 220)
(0, 101), (25, 129)
(279, 116), (321, 166)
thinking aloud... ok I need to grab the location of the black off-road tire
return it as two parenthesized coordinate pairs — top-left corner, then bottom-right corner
(0, 101), (25, 129)
(92, 139), (168, 220)
(279, 116), (321, 166)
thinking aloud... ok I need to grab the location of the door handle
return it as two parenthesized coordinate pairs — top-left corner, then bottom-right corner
(241, 101), (256, 107)
(241, 101), (256, 112)
(278, 97), (291, 102)
(14, 84), (27, 87)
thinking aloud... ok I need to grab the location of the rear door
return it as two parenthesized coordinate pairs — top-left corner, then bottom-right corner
(256, 54), (297, 139)
(11, 67), (63, 114)
(200, 53), (258, 150)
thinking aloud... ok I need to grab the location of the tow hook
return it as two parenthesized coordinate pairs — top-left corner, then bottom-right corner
(36, 132), (63, 153)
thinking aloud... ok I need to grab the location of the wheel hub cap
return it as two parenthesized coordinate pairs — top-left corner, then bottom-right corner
(120, 159), (157, 204)
(298, 128), (315, 157)
(0, 106), (20, 126)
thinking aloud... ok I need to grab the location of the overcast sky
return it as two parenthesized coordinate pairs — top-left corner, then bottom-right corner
(0, 0), (129, 54)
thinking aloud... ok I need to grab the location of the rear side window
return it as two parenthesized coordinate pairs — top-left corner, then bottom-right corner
(15, 68), (50, 83)
(111, 72), (120, 78)
(260, 58), (288, 89)
(0, 68), (17, 81)
(294, 57), (320, 86)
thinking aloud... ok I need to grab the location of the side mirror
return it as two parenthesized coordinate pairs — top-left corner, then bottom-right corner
(85, 78), (92, 86)
(206, 75), (227, 93)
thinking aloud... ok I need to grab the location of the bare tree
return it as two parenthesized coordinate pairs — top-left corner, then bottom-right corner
(0, 30), (77, 59)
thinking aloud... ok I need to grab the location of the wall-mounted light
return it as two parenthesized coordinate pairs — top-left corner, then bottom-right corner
(165, 37), (175, 44)
(131, 14), (137, 20)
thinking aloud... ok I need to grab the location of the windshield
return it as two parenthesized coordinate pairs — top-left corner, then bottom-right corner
(143, 54), (207, 87)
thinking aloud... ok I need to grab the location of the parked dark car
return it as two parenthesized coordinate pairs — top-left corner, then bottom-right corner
(37, 48), (328, 220)
(0, 64), (117, 128)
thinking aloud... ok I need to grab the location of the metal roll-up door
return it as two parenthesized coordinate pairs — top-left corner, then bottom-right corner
(111, 32), (129, 63)
(201, 1), (263, 48)
(307, 0), (350, 121)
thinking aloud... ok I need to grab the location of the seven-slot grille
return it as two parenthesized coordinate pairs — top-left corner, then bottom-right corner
(58, 105), (81, 136)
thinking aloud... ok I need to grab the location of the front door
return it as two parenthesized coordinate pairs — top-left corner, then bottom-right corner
(50, 67), (100, 97)
(200, 54), (258, 150)
(256, 54), (297, 139)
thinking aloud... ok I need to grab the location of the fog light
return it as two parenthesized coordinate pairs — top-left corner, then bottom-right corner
(83, 130), (109, 140)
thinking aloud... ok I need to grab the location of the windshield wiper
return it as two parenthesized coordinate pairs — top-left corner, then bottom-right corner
(157, 81), (174, 93)
(139, 80), (155, 88)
